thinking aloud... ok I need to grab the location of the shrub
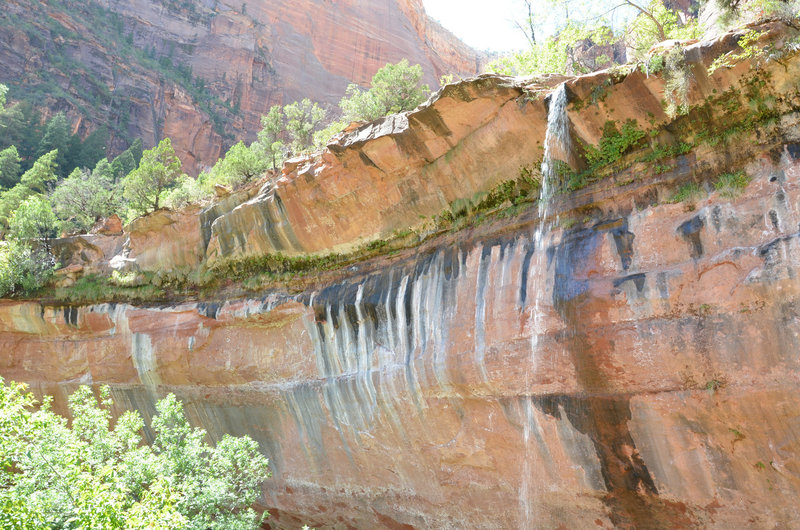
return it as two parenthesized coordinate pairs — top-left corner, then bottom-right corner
(51, 161), (120, 233)
(0, 240), (55, 297)
(714, 170), (750, 198)
(339, 59), (430, 122)
(0, 381), (271, 528)
(8, 195), (57, 241)
(122, 138), (182, 216)
(669, 181), (704, 203)
(584, 120), (647, 170)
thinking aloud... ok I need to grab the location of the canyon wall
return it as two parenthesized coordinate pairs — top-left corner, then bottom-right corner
(0, 0), (482, 173)
(3, 22), (800, 529)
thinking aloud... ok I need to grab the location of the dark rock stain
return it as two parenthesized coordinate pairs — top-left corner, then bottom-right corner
(769, 209), (780, 231)
(613, 273), (647, 292)
(678, 215), (705, 259)
(546, 221), (690, 527)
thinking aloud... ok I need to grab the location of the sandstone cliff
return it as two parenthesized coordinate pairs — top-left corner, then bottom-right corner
(3, 21), (800, 529)
(0, 0), (483, 173)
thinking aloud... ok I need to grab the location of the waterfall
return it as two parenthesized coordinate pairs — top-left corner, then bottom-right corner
(540, 82), (572, 208)
(521, 82), (573, 529)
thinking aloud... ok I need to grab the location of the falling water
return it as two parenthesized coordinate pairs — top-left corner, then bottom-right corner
(521, 82), (573, 529)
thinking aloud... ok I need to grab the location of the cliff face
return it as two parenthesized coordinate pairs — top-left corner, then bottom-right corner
(0, 0), (482, 173)
(4, 22), (800, 529)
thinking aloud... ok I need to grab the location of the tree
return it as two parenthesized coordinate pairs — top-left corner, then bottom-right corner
(254, 106), (286, 170)
(0, 240), (55, 297)
(51, 160), (119, 233)
(122, 138), (182, 216)
(339, 60), (430, 123)
(75, 126), (109, 170)
(129, 137), (144, 166)
(0, 83), (6, 110)
(110, 149), (137, 181)
(514, 0), (538, 46)
(8, 195), (58, 242)
(20, 149), (58, 194)
(0, 380), (271, 527)
(211, 141), (268, 186)
(0, 146), (21, 190)
(0, 150), (59, 229)
(283, 99), (326, 153)
(0, 101), (42, 165)
(37, 112), (71, 175)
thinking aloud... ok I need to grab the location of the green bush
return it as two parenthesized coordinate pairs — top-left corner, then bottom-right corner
(339, 59), (430, 122)
(584, 120), (647, 170)
(0, 381), (271, 528)
(669, 181), (704, 203)
(0, 240), (55, 297)
(714, 170), (750, 198)
(8, 195), (57, 241)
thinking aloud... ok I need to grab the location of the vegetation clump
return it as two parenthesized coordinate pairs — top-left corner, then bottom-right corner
(0, 380), (271, 528)
(669, 181), (704, 203)
(714, 170), (750, 198)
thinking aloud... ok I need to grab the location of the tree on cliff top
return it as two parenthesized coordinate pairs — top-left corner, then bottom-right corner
(339, 59), (430, 123)
(0, 379), (271, 528)
(254, 105), (286, 170)
(283, 99), (327, 154)
(122, 138), (182, 216)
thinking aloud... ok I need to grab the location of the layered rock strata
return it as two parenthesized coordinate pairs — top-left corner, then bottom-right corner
(3, 22), (800, 529)
(0, 0), (482, 172)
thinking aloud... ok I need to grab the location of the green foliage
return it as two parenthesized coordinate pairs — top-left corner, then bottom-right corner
(669, 181), (704, 203)
(0, 240), (55, 297)
(254, 106), (286, 170)
(714, 170), (750, 198)
(211, 141), (267, 185)
(20, 149), (58, 194)
(313, 120), (348, 150)
(339, 60), (430, 122)
(283, 99), (327, 153)
(716, 0), (800, 29)
(0, 146), (21, 190)
(708, 30), (768, 74)
(8, 195), (58, 241)
(122, 138), (182, 216)
(75, 126), (109, 170)
(662, 45), (692, 118)
(51, 160), (120, 233)
(0, 150), (59, 230)
(584, 120), (647, 169)
(0, 83), (6, 109)
(487, 22), (615, 76)
(0, 380), (271, 528)
(164, 139), (267, 210)
(627, 1), (701, 61)
(36, 112), (71, 177)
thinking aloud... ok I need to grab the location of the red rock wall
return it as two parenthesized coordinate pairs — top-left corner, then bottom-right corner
(3, 143), (800, 527)
(3, 22), (800, 529)
(0, 0), (483, 173)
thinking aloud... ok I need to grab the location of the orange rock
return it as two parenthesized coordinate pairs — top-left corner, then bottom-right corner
(90, 215), (123, 235)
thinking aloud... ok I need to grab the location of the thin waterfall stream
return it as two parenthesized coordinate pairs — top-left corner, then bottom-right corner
(520, 82), (573, 529)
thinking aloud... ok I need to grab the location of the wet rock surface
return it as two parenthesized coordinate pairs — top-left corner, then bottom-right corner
(4, 22), (800, 529)
(4, 146), (800, 527)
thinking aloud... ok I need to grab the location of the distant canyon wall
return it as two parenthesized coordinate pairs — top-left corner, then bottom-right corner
(0, 0), (483, 173)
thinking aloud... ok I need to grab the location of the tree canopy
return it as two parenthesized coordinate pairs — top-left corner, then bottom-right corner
(340, 59), (430, 122)
(0, 380), (271, 528)
(122, 138), (182, 215)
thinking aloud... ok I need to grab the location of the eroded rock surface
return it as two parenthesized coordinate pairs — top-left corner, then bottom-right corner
(3, 22), (800, 529)
(0, 0), (483, 173)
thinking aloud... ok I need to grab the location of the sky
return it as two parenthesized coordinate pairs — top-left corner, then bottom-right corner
(422, 0), (532, 53)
